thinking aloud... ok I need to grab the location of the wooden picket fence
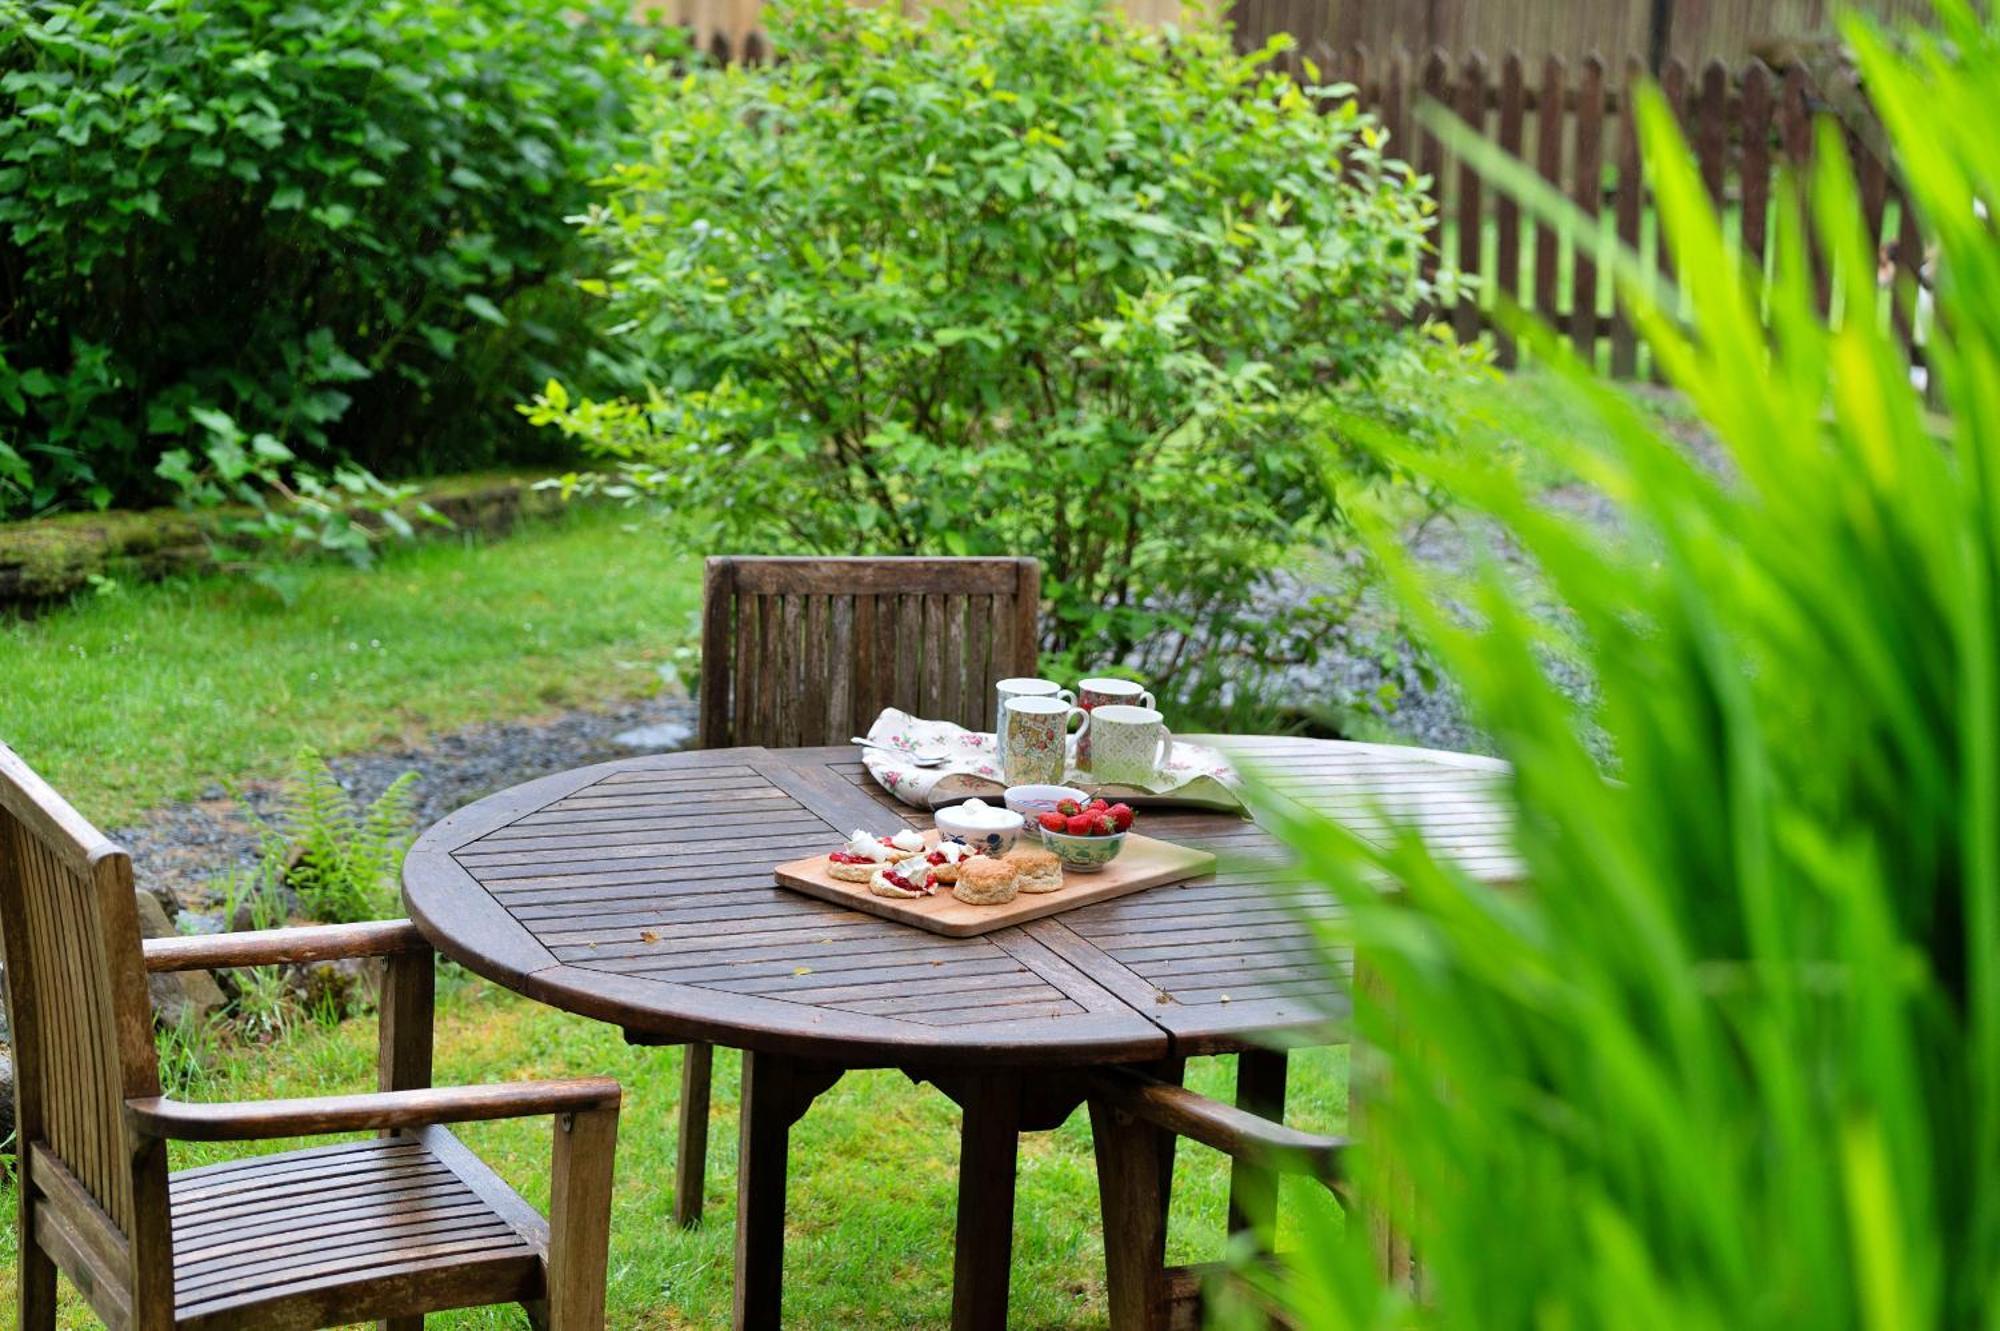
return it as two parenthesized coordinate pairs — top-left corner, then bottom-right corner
(1303, 46), (1929, 376)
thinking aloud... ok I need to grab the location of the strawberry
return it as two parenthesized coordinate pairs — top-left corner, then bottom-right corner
(1065, 812), (1095, 836)
(1038, 811), (1068, 833)
(1056, 798), (1083, 818)
(1108, 802), (1135, 832)
(1093, 813), (1118, 837)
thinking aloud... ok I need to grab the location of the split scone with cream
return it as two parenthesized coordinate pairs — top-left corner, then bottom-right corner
(1006, 846), (1064, 894)
(952, 855), (1019, 906)
(870, 857), (939, 899)
(922, 839), (977, 885)
(826, 828), (928, 883)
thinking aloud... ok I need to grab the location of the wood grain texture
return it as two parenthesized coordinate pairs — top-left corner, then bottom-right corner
(0, 742), (625, 1331)
(406, 739), (1515, 1064)
(772, 831), (1217, 939)
(698, 558), (1040, 748)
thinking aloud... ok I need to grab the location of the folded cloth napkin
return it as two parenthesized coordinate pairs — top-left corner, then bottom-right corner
(860, 708), (1245, 812)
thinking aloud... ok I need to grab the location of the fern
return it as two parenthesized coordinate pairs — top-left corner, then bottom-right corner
(236, 747), (420, 924)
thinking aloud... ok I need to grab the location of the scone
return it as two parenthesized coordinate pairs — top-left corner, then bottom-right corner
(870, 859), (937, 899)
(952, 856), (1019, 906)
(827, 829), (925, 882)
(1006, 846), (1064, 894)
(923, 840), (976, 885)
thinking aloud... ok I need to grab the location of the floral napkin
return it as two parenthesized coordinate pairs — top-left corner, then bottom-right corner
(859, 708), (1245, 812)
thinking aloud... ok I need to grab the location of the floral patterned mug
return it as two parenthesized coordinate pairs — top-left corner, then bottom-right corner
(1076, 677), (1156, 768)
(1086, 704), (1173, 786)
(1001, 696), (1088, 787)
(996, 676), (1075, 723)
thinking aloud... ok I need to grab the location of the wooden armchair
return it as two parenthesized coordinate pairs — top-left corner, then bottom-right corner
(1088, 1063), (1348, 1331)
(667, 554), (1041, 1226)
(0, 744), (623, 1331)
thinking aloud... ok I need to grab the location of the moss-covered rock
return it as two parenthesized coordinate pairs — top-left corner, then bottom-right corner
(0, 472), (570, 607)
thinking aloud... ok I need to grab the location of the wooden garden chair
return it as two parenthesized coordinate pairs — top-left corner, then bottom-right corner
(1087, 1064), (1349, 1330)
(666, 555), (1042, 1225)
(0, 743), (624, 1331)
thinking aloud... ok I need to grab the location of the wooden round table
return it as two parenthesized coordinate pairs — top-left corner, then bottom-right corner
(402, 738), (1514, 1329)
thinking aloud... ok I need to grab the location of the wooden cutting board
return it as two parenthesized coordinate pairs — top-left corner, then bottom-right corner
(773, 829), (1217, 938)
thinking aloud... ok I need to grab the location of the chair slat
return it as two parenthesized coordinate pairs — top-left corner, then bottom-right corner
(826, 595), (855, 746)
(800, 595), (831, 747)
(852, 594), (879, 730)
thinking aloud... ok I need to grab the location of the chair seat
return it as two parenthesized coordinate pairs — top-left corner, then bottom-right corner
(169, 1133), (547, 1330)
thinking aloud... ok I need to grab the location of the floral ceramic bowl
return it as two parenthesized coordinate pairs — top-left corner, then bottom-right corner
(1037, 826), (1127, 873)
(1002, 784), (1090, 818)
(934, 799), (1025, 856)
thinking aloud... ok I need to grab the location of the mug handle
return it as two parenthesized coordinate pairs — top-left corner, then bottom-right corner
(1068, 707), (1090, 743)
(1139, 689), (1157, 710)
(1155, 724), (1174, 771)
(1057, 687), (1077, 706)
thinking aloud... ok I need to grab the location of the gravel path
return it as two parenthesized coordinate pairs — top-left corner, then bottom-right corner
(116, 691), (698, 918)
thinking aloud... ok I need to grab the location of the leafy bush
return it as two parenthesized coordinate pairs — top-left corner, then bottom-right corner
(0, 0), (679, 519)
(1250, 6), (2000, 1328)
(527, 0), (1476, 703)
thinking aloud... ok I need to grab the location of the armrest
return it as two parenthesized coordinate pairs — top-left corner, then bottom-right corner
(143, 919), (429, 973)
(127, 1077), (621, 1143)
(1087, 1067), (1346, 1184)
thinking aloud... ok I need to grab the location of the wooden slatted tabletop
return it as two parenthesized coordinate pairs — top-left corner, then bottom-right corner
(400, 735), (1516, 1330)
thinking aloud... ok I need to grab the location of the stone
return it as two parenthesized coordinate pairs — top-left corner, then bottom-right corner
(134, 891), (226, 1028)
(285, 957), (382, 1022)
(0, 1052), (14, 1150)
(613, 719), (694, 752)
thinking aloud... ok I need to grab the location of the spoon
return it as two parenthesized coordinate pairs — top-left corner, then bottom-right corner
(851, 737), (949, 768)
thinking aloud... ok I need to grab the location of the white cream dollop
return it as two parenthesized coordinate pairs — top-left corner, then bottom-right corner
(844, 830), (901, 862)
(890, 828), (927, 854)
(929, 840), (973, 864)
(949, 799), (1018, 828)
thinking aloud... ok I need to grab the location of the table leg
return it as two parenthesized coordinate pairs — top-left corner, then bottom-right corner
(675, 1042), (714, 1227)
(734, 1051), (843, 1331)
(950, 1072), (1023, 1331)
(1227, 1048), (1289, 1238)
(1089, 1091), (1178, 1331)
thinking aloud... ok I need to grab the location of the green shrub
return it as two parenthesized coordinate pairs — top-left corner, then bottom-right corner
(527, 0), (1477, 704)
(0, 0), (679, 519)
(1249, 4), (2000, 1327)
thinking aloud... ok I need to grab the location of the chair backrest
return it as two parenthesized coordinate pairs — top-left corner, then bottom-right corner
(699, 556), (1041, 748)
(0, 744), (167, 1297)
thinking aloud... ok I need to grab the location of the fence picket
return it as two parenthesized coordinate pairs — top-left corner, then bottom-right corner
(1611, 55), (1645, 377)
(1740, 59), (1775, 280)
(1495, 51), (1528, 366)
(1569, 55), (1606, 366)
(1385, 47), (1410, 166)
(1534, 55), (1567, 329)
(1456, 52), (1489, 345)
(1420, 47), (1452, 318)
(1697, 60), (1730, 207)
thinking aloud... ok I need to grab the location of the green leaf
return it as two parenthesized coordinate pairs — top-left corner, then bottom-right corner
(463, 293), (508, 326)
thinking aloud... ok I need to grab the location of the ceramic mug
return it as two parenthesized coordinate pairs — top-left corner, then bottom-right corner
(1001, 696), (1088, 787)
(1087, 704), (1172, 786)
(1076, 677), (1156, 768)
(1000, 679), (1080, 763)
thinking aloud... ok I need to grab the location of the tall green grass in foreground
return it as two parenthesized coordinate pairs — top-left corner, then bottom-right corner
(1255, 4), (2000, 1326)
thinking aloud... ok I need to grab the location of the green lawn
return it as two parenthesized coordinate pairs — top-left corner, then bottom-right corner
(0, 507), (704, 825)
(0, 973), (1348, 1329)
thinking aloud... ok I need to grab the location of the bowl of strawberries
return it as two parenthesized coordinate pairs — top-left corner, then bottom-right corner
(1034, 797), (1136, 872)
